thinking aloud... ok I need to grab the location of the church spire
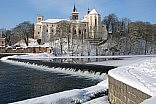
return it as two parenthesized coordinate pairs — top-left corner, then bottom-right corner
(73, 4), (77, 12)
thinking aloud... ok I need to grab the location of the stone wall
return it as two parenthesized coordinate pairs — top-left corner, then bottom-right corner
(108, 75), (151, 104)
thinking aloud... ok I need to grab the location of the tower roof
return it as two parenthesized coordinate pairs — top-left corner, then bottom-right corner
(73, 4), (78, 12)
(89, 9), (98, 14)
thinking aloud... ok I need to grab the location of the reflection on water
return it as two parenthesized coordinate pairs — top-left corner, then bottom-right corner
(49, 58), (109, 64)
(0, 61), (100, 104)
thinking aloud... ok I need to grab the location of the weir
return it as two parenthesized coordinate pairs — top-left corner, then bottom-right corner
(8, 58), (116, 74)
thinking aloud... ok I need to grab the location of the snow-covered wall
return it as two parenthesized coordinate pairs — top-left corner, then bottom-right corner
(108, 57), (156, 103)
(108, 75), (151, 104)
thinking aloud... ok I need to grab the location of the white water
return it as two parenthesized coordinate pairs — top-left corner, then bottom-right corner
(1, 56), (107, 80)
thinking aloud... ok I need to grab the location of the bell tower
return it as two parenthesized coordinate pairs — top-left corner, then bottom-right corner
(37, 15), (44, 23)
(71, 4), (78, 20)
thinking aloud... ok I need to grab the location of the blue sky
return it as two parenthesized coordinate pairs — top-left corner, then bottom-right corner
(0, 0), (156, 29)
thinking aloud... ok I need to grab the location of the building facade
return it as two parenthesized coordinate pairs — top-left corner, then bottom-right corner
(34, 5), (107, 45)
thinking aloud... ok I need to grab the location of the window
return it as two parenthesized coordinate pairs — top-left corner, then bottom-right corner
(38, 32), (40, 34)
(38, 18), (41, 21)
(79, 30), (81, 34)
(47, 30), (48, 32)
(95, 18), (97, 26)
(84, 29), (86, 33)
(52, 30), (53, 32)
(52, 25), (53, 27)
(74, 30), (76, 34)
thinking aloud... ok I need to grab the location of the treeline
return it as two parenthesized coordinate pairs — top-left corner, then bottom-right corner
(0, 21), (34, 46)
(102, 14), (156, 55)
(0, 14), (156, 55)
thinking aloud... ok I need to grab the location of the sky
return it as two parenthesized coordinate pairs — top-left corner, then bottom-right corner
(0, 0), (156, 29)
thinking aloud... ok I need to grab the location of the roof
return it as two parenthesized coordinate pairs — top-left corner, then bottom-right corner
(89, 9), (98, 15)
(36, 22), (42, 25)
(42, 19), (67, 24)
(73, 4), (78, 13)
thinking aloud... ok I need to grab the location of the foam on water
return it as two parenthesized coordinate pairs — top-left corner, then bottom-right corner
(1, 56), (106, 80)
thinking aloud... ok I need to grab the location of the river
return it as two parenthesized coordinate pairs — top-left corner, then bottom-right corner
(0, 60), (101, 104)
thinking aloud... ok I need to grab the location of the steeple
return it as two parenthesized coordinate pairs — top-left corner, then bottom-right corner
(71, 4), (78, 20)
(73, 4), (77, 12)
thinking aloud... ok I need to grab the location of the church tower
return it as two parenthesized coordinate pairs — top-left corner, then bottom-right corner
(37, 15), (44, 23)
(71, 4), (78, 20)
(87, 9), (101, 39)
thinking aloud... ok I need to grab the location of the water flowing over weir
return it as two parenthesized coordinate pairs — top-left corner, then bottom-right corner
(0, 56), (116, 103)
(8, 58), (116, 74)
(0, 59), (106, 103)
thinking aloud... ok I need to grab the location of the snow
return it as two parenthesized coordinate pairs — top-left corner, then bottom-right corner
(108, 56), (156, 96)
(14, 38), (39, 47)
(9, 80), (108, 104)
(89, 9), (98, 14)
(83, 96), (109, 104)
(87, 56), (155, 67)
(42, 19), (67, 23)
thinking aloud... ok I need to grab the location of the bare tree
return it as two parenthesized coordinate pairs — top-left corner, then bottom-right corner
(12, 21), (34, 46)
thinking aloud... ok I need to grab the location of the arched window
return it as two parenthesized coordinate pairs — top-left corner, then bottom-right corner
(74, 29), (76, 34)
(84, 29), (86, 33)
(79, 30), (81, 34)
(95, 18), (97, 27)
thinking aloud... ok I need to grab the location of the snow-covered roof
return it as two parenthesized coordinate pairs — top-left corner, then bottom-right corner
(72, 11), (78, 13)
(36, 22), (42, 25)
(89, 9), (98, 15)
(108, 57), (156, 96)
(72, 20), (83, 23)
(81, 16), (87, 22)
(14, 38), (39, 47)
(42, 19), (68, 24)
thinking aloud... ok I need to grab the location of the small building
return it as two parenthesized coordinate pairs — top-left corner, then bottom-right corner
(0, 38), (5, 47)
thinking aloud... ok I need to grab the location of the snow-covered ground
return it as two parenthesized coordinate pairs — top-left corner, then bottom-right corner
(109, 57), (156, 96)
(83, 96), (109, 104)
(87, 55), (156, 67)
(108, 56), (156, 104)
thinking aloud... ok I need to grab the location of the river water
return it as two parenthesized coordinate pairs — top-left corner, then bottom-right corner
(0, 61), (101, 104)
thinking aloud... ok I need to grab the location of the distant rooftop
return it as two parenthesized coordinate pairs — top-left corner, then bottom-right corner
(89, 9), (98, 15)
(42, 19), (67, 24)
